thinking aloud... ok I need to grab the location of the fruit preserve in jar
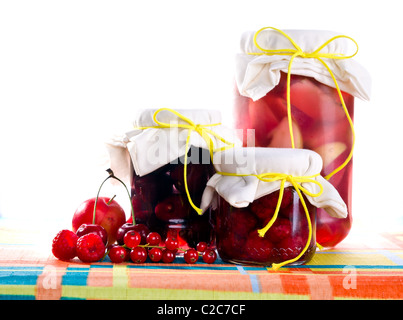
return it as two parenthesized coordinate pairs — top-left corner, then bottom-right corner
(201, 147), (348, 269)
(216, 188), (316, 266)
(106, 108), (240, 251)
(131, 146), (215, 249)
(233, 27), (371, 247)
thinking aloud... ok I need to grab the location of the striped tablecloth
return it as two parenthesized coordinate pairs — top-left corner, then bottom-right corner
(1, 219), (402, 300)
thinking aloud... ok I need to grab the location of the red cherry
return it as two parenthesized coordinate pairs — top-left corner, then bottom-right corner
(184, 248), (199, 264)
(116, 223), (136, 245)
(146, 232), (162, 246)
(202, 249), (217, 264)
(132, 224), (151, 245)
(161, 249), (176, 263)
(108, 245), (130, 263)
(124, 230), (141, 249)
(130, 247), (147, 263)
(148, 247), (163, 262)
(165, 236), (179, 251)
(76, 223), (108, 245)
(196, 241), (208, 252)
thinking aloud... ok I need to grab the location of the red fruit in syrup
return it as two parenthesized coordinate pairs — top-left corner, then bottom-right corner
(170, 163), (210, 200)
(265, 218), (291, 243)
(255, 188), (293, 211)
(243, 230), (274, 263)
(276, 235), (306, 261)
(155, 194), (190, 221)
(133, 172), (173, 205)
(230, 209), (257, 236)
(290, 77), (346, 122)
(248, 98), (280, 146)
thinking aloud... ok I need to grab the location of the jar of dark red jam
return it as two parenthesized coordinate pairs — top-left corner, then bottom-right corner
(216, 187), (316, 266)
(107, 108), (240, 251)
(131, 147), (216, 249)
(234, 28), (371, 247)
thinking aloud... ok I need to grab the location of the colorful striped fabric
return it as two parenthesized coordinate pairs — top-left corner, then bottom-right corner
(1, 220), (403, 300)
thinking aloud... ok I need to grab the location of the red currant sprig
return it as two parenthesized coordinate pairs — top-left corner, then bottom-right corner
(107, 229), (217, 265)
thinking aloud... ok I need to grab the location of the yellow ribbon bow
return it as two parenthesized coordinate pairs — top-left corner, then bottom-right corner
(134, 108), (235, 215)
(216, 170), (323, 270)
(247, 26), (358, 180)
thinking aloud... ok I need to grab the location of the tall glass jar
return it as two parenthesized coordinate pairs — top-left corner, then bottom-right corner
(235, 73), (354, 247)
(233, 28), (371, 247)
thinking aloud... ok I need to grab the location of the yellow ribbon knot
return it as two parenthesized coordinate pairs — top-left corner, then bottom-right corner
(248, 26), (357, 180)
(216, 170), (323, 271)
(134, 108), (235, 215)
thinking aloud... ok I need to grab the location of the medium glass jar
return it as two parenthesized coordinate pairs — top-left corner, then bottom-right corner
(107, 108), (240, 251)
(215, 186), (316, 266)
(131, 146), (216, 250)
(234, 72), (354, 247)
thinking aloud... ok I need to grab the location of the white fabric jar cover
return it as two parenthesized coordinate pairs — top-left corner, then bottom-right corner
(236, 27), (372, 101)
(200, 147), (347, 219)
(106, 108), (242, 187)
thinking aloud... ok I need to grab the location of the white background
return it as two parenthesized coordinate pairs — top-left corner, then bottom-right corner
(0, 0), (402, 233)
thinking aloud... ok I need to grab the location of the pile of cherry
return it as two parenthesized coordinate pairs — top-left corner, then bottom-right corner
(52, 222), (217, 265)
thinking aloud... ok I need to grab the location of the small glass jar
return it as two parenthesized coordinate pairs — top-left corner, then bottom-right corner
(131, 146), (216, 250)
(201, 147), (348, 269)
(215, 187), (316, 266)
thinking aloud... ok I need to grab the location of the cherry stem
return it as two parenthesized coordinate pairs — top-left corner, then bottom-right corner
(93, 169), (136, 225)
(122, 243), (187, 252)
(107, 195), (116, 205)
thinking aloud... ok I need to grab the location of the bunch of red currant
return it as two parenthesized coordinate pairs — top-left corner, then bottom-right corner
(110, 229), (217, 264)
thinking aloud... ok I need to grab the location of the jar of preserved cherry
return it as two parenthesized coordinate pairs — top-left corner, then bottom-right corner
(201, 147), (348, 269)
(107, 108), (239, 250)
(233, 27), (371, 247)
